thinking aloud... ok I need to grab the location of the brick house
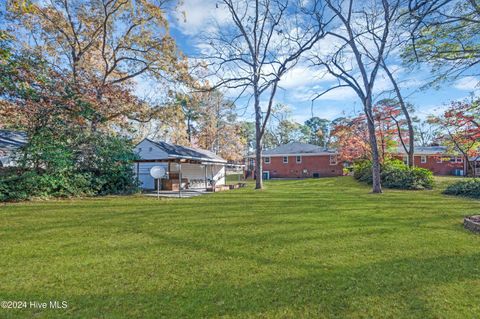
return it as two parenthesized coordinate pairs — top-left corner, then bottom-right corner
(394, 146), (466, 175)
(246, 142), (343, 179)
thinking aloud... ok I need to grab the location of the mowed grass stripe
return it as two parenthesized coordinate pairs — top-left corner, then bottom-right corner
(0, 177), (479, 318)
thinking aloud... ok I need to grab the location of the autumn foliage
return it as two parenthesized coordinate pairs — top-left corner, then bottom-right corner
(331, 102), (410, 164)
(428, 98), (480, 175)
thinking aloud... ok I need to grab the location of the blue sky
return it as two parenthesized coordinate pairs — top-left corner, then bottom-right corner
(163, 0), (479, 124)
(1, 0), (477, 124)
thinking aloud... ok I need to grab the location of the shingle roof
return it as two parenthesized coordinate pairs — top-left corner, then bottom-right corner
(146, 139), (226, 163)
(263, 142), (336, 156)
(396, 146), (448, 155)
(0, 130), (27, 151)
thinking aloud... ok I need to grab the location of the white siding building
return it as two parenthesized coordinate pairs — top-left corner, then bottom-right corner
(134, 139), (227, 190)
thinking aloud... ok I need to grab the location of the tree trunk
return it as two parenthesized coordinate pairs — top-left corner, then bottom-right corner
(365, 100), (382, 193)
(383, 63), (415, 167)
(187, 117), (192, 144)
(92, 89), (103, 132)
(465, 155), (475, 176)
(254, 93), (263, 190)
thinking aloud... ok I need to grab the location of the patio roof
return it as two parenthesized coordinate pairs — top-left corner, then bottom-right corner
(141, 138), (227, 164)
(0, 130), (27, 151)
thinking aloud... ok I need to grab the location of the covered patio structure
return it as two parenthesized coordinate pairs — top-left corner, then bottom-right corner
(134, 139), (228, 193)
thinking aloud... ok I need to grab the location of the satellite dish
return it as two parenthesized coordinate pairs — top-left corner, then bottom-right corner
(150, 166), (166, 179)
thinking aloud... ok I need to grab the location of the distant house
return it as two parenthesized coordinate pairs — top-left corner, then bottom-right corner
(0, 130), (27, 167)
(469, 155), (480, 177)
(394, 146), (467, 176)
(134, 138), (227, 190)
(247, 142), (343, 179)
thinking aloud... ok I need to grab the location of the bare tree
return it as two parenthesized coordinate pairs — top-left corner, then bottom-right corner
(309, 0), (405, 193)
(414, 120), (439, 147)
(379, 61), (416, 167)
(360, 3), (417, 167)
(203, 0), (330, 189)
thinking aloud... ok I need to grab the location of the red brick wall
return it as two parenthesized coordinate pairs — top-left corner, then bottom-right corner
(258, 155), (343, 178)
(394, 155), (464, 175)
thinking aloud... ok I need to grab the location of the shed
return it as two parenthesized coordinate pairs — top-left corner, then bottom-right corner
(133, 139), (227, 190)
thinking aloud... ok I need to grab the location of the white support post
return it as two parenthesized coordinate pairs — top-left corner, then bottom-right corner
(204, 165), (208, 191)
(178, 162), (182, 198)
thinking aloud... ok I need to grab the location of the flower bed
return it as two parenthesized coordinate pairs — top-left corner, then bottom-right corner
(464, 215), (480, 234)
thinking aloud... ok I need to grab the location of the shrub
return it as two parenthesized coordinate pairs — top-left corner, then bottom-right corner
(443, 179), (480, 199)
(353, 160), (373, 183)
(0, 173), (31, 202)
(0, 128), (138, 202)
(353, 159), (434, 190)
(77, 133), (139, 195)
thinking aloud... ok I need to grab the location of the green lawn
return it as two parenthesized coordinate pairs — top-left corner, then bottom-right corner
(0, 177), (479, 318)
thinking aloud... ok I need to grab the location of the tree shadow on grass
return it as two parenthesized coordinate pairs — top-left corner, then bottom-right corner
(3, 253), (478, 319)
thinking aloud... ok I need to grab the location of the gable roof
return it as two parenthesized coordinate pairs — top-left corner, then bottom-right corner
(142, 138), (227, 163)
(262, 142), (337, 156)
(0, 130), (27, 151)
(396, 146), (449, 155)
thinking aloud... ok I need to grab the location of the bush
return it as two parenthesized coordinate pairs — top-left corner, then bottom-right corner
(0, 173), (31, 202)
(353, 159), (434, 190)
(0, 129), (138, 202)
(353, 160), (373, 183)
(443, 179), (480, 199)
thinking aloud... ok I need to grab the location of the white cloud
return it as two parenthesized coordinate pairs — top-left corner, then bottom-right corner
(453, 76), (480, 91)
(292, 105), (346, 122)
(173, 0), (231, 36)
(289, 84), (357, 102)
(279, 65), (336, 90)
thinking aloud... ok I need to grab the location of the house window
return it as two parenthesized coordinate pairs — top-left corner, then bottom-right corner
(329, 155), (337, 165)
(436, 156), (443, 164)
(139, 147), (142, 152)
(450, 156), (456, 163)
(296, 155), (302, 163)
(456, 157), (463, 163)
(264, 157), (271, 164)
(149, 147), (153, 152)
(421, 155), (427, 164)
(283, 156), (288, 164)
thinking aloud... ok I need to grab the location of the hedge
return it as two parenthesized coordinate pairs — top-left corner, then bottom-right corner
(443, 179), (480, 199)
(0, 129), (138, 202)
(353, 159), (434, 190)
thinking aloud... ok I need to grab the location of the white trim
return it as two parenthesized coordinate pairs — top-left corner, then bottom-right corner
(283, 156), (288, 164)
(167, 154), (227, 164)
(329, 154), (338, 165)
(264, 156), (271, 164)
(421, 155), (427, 164)
(296, 155), (302, 163)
